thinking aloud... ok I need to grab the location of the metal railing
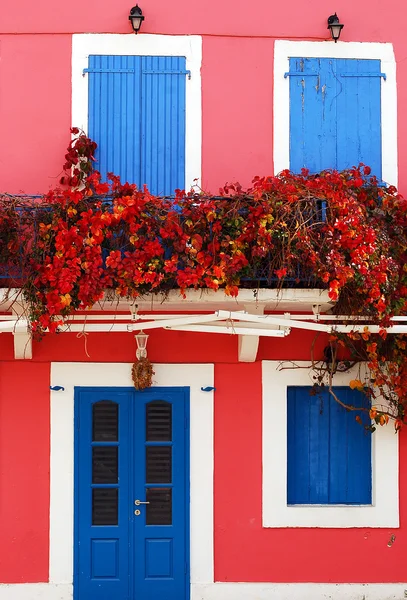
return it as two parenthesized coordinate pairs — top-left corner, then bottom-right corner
(0, 195), (325, 289)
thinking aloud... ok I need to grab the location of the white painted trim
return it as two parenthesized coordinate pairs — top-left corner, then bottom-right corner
(72, 34), (202, 189)
(1, 582), (406, 600)
(0, 287), (333, 313)
(49, 363), (214, 586)
(273, 41), (398, 186)
(262, 361), (399, 528)
(0, 584), (72, 599)
(191, 583), (407, 600)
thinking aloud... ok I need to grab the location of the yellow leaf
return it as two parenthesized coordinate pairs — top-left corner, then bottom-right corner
(349, 379), (363, 390)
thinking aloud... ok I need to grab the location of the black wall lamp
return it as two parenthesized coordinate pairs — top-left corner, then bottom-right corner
(327, 13), (344, 42)
(129, 5), (145, 34)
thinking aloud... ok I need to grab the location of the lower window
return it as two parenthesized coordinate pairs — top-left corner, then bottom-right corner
(262, 361), (399, 528)
(287, 386), (371, 505)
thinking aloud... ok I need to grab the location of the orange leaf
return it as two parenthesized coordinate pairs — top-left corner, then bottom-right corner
(349, 379), (363, 390)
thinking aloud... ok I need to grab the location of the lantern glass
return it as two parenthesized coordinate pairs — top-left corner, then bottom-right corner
(330, 23), (343, 41)
(130, 15), (142, 31)
(135, 330), (149, 359)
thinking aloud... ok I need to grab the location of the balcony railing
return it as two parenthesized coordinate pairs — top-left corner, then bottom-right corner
(0, 195), (325, 289)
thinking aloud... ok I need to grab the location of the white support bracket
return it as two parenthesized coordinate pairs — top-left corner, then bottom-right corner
(13, 330), (32, 360)
(12, 305), (32, 360)
(0, 318), (32, 359)
(238, 304), (264, 363)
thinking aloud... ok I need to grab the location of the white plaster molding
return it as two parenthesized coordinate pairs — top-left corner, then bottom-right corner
(262, 361), (399, 528)
(273, 41), (397, 186)
(191, 583), (407, 600)
(0, 584), (72, 600)
(0, 287), (333, 313)
(49, 363), (214, 586)
(1, 582), (406, 600)
(72, 34), (202, 190)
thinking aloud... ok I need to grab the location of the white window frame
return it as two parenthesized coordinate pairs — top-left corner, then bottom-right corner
(262, 361), (399, 528)
(273, 41), (397, 187)
(72, 34), (202, 189)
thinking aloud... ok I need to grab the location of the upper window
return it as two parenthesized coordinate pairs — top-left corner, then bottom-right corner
(288, 57), (382, 178)
(273, 41), (397, 186)
(87, 54), (187, 195)
(72, 35), (202, 193)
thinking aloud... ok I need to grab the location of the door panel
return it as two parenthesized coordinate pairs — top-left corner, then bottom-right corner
(75, 387), (189, 600)
(133, 391), (187, 599)
(76, 390), (132, 600)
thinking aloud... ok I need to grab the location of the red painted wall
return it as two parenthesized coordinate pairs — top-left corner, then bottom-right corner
(214, 362), (407, 582)
(0, 331), (405, 583)
(0, 362), (50, 583)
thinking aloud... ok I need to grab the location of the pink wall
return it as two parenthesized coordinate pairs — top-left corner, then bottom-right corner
(0, 0), (400, 40)
(1, 0), (406, 193)
(202, 37), (274, 190)
(0, 36), (71, 194)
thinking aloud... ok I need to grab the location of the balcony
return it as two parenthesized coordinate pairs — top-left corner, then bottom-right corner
(0, 194), (327, 290)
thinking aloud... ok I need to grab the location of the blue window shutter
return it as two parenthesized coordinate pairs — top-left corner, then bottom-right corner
(287, 386), (372, 505)
(289, 58), (337, 175)
(335, 59), (382, 179)
(88, 55), (186, 195)
(289, 57), (382, 178)
(88, 55), (143, 186)
(141, 56), (186, 196)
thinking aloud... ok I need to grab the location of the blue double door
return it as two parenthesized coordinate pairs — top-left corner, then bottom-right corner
(74, 387), (190, 600)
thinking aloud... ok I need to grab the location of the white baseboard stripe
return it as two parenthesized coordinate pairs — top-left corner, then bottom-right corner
(0, 584), (72, 599)
(191, 583), (407, 600)
(1, 582), (406, 600)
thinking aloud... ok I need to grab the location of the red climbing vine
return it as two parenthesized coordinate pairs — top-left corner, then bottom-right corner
(1, 129), (407, 429)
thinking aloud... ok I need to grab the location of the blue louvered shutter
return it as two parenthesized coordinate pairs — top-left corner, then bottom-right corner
(287, 386), (372, 505)
(87, 55), (186, 195)
(288, 58), (382, 179)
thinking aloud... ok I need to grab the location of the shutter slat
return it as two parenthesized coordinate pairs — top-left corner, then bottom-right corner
(344, 389), (372, 504)
(308, 388), (329, 503)
(287, 387), (311, 503)
(329, 393), (349, 503)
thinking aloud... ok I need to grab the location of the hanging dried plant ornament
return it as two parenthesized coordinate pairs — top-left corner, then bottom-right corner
(132, 357), (154, 390)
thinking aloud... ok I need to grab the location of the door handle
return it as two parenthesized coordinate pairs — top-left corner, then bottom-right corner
(134, 499), (150, 506)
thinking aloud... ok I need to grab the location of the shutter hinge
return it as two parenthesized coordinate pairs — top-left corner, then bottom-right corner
(340, 72), (387, 80)
(284, 72), (319, 78)
(83, 68), (137, 74)
(284, 71), (386, 81)
(83, 68), (192, 80)
(142, 69), (191, 80)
